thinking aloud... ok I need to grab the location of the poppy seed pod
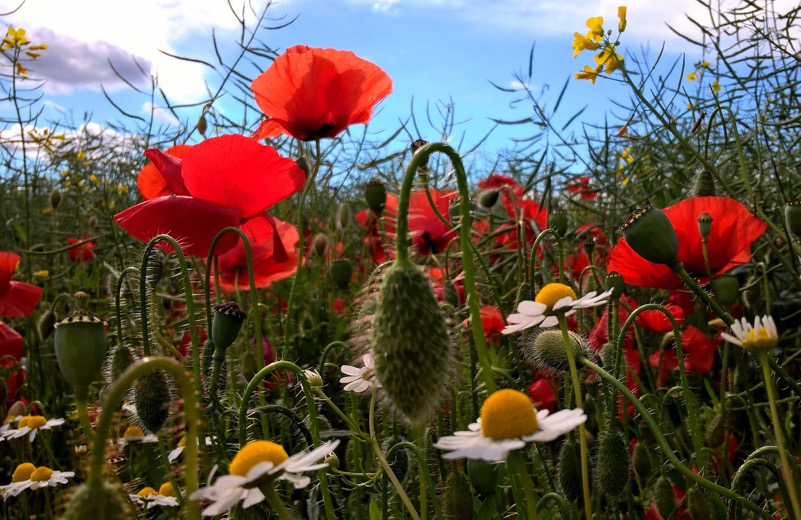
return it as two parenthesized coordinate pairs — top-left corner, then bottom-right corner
(785, 199), (801, 237)
(133, 370), (172, 434)
(710, 276), (739, 306)
(54, 292), (107, 389)
(365, 179), (387, 216)
(466, 459), (498, 496)
(371, 261), (452, 424)
(338, 204), (351, 230)
(330, 260), (353, 289)
(443, 469), (474, 520)
(697, 211), (713, 241)
(604, 271), (624, 300)
(621, 205), (679, 267)
(558, 436), (584, 503)
(49, 188), (62, 209)
(478, 188), (499, 209)
(596, 427), (629, 497)
(64, 482), (136, 520)
(549, 212), (568, 236)
(212, 301), (246, 353)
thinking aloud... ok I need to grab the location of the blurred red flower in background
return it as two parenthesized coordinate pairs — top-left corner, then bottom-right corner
(0, 321), (23, 365)
(635, 304), (685, 334)
(527, 378), (557, 412)
(67, 235), (97, 262)
(355, 193), (398, 265)
(649, 326), (718, 382)
(0, 252), (42, 317)
(251, 45), (392, 141)
(565, 175), (597, 200)
(409, 189), (457, 255)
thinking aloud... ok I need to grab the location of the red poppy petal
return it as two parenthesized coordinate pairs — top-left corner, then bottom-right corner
(114, 196), (242, 257)
(0, 252), (20, 291)
(252, 119), (287, 140)
(144, 148), (190, 196)
(0, 321), (24, 362)
(181, 134), (305, 219)
(0, 281), (43, 318)
(137, 145), (192, 199)
(607, 238), (682, 289)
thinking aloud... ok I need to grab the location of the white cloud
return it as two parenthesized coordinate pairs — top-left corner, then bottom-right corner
(142, 102), (180, 126)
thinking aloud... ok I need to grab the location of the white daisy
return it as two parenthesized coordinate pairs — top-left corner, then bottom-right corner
(339, 354), (381, 394)
(2, 464), (74, 499)
(168, 435), (215, 463)
(130, 483), (180, 509)
(3, 415), (65, 442)
(0, 415), (22, 435)
(190, 440), (340, 517)
(503, 283), (613, 334)
(434, 389), (586, 462)
(117, 425), (158, 447)
(721, 315), (778, 354)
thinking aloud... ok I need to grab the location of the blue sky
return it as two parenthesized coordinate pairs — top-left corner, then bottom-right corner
(1, 0), (733, 172)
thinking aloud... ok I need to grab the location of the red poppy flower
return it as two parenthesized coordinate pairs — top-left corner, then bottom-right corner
(214, 216), (302, 292)
(527, 378), (557, 412)
(67, 235), (97, 262)
(565, 176), (597, 200)
(478, 173), (518, 190)
(6, 369), (25, 402)
(409, 189), (457, 254)
(333, 298), (346, 315)
(462, 306), (505, 342)
(501, 188), (549, 233)
(635, 304), (685, 334)
(136, 144), (193, 200)
(427, 266), (464, 305)
(179, 326), (208, 358)
(648, 326), (718, 382)
(250, 45), (393, 141)
(115, 134), (305, 258)
(0, 320), (23, 365)
(608, 196), (767, 289)
(355, 193), (398, 265)
(0, 252), (42, 318)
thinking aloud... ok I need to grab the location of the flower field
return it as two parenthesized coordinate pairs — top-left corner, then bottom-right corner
(2, 2), (801, 519)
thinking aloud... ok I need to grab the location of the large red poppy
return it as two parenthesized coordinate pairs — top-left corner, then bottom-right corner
(214, 216), (302, 292)
(114, 134), (305, 258)
(608, 196), (767, 289)
(0, 320), (23, 365)
(408, 189), (458, 255)
(0, 252), (42, 318)
(251, 45), (393, 141)
(136, 144), (193, 200)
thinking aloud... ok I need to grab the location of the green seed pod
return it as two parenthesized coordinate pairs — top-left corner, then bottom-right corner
(558, 436), (584, 503)
(212, 301), (246, 353)
(697, 212), (713, 241)
(443, 468), (474, 520)
(49, 188), (62, 209)
(692, 168), (716, 197)
(521, 328), (586, 373)
(196, 113), (208, 136)
(133, 370), (171, 434)
(313, 233), (329, 257)
(54, 292), (107, 389)
(109, 344), (138, 383)
(549, 212), (568, 236)
(596, 427), (629, 497)
(64, 482), (136, 520)
(330, 260), (353, 289)
(467, 459), (498, 496)
(710, 276), (739, 307)
(365, 179), (388, 216)
(622, 205), (679, 267)
(371, 261), (452, 424)
(632, 441), (651, 481)
(654, 476), (676, 520)
(478, 189), (499, 209)
(338, 204), (352, 230)
(687, 487), (711, 520)
(37, 309), (57, 341)
(605, 271), (624, 301)
(785, 199), (801, 238)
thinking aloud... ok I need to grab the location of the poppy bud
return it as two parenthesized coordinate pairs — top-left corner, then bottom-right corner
(38, 309), (57, 340)
(523, 329), (586, 373)
(558, 436), (584, 502)
(64, 482), (136, 520)
(467, 459), (498, 495)
(697, 211), (713, 241)
(196, 113), (208, 136)
(133, 370), (172, 434)
(654, 476), (676, 519)
(381, 438), (410, 481)
(8, 400), (25, 417)
(330, 260), (353, 289)
(785, 199), (801, 237)
(212, 301), (246, 353)
(371, 261), (452, 424)
(313, 233), (329, 257)
(743, 270), (763, 309)
(410, 139), (429, 168)
(692, 168), (716, 197)
(711, 276), (739, 306)
(108, 344), (138, 383)
(597, 428), (629, 497)
(478, 189), (499, 209)
(338, 204), (351, 230)
(632, 441), (651, 481)
(295, 156), (312, 178)
(365, 179), (387, 216)
(687, 487), (711, 520)
(705, 412), (727, 447)
(54, 292), (107, 389)
(443, 468), (474, 520)
(622, 205), (679, 267)
(600, 341), (615, 370)
(49, 189), (62, 209)
(549, 212), (568, 236)
(88, 215), (98, 228)
(515, 281), (533, 303)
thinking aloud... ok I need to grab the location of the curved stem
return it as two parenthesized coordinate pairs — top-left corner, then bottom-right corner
(670, 262), (734, 326)
(529, 229), (566, 285)
(114, 266), (140, 348)
(261, 481), (292, 520)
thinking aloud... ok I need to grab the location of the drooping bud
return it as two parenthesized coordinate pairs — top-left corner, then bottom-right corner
(654, 476), (676, 520)
(313, 233), (329, 257)
(549, 212), (568, 236)
(133, 370), (172, 434)
(338, 204), (351, 230)
(711, 276), (739, 306)
(88, 215), (98, 228)
(109, 344), (138, 383)
(54, 292), (107, 389)
(443, 468), (474, 520)
(478, 189), (499, 209)
(743, 270), (763, 309)
(697, 211), (712, 241)
(196, 113), (208, 136)
(785, 199), (801, 237)
(622, 205), (679, 267)
(466, 459), (498, 496)
(632, 441), (651, 481)
(692, 168), (716, 197)
(330, 260), (353, 289)
(705, 412), (727, 447)
(38, 309), (57, 340)
(596, 427), (629, 497)
(7, 401), (25, 418)
(558, 436), (584, 503)
(365, 179), (388, 216)
(64, 482), (136, 520)
(212, 301), (246, 352)
(49, 189), (62, 209)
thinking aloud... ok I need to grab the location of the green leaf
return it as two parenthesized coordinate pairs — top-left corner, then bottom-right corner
(369, 498), (381, 520)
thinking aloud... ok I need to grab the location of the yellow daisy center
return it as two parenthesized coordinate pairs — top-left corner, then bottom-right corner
(12, 463), (36, 483)
(123, 426), (144, 439)
(229, 440), (289, 477)
(19, 415), (47, 429)
(158, 482), (175, 496)
(743, 326), (776, 352)
(137, 487), (157, 497)
(30, 467), (53, 482)
(3, 415), (17, 426)
(177, 435), (187, 447)
(480, 389), (539, 440)
(535, 283), (577, 309)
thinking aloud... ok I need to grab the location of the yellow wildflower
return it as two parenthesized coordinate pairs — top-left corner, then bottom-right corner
(116, 185), (129, 194)
(699, 60), (710, 68)
(618, 6), (627, 32)
(5, 27), (30, 48)
(711, 80), (721, 93)
(575, 64), (603, 84)
(572, 32), (600, 58)
(594, 44), (623, 73)
(687, 102), (694, 110)
(686, 71), (698, 81)
(90, 174), (99, 184)
(29, 44), (48, 51)
(586, 16), (605, 41)
(33, 270), (49, 278)
(15, 63), (27, 76)
(25, 51), (41, 60)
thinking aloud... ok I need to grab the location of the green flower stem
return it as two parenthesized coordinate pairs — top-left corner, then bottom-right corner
(317, 341), (351, 374)
(238, 360), (336, 520)
(157, 433), (185, 507)
(578, 356), (773, 519)
(670, 262), (734, 326)
(767, 357), (801, 400)
(758, 352), (801, 519)
(529, 229), (566, 286)
(536, 493), (569, 517)
(87, 357), (200, 520)
(369, 389), (421, 520)
(507, 450), (540, 520)
(396, 142), (496, 393)
(557, 315), (591, 520)
(386, 441), (443, 520)
(114, 266), (140, 348)
(261, 482), (292, 520)
(73, 385), (94, 443)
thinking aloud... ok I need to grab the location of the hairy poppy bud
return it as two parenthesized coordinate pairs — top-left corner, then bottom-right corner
(443, 468), (474, 520)
(443, 280), (460, 308)
(549, 212), (568, 236)
(596, 427), (629, 497)
(49, 189), (62, 209)
(212, 301), (246, 353)
(88, 216), (98, 228)
(743, 270), (763, 309)
(338, 204), (351, 230)
(467, 459), (498, 495)
(632, 441), (651, 480)
(785, 199), (801, 237)
(196, 113), (208, 136)
(365, 179), (388, 216)
(38, 309), (57, 340)
(654, 476), (676, 520)
(65, 482), (136, 520)
(108, 344), (138, 383)
(478, 189), (499, 209)
(687, 487), (711, 520)
(558, 436), (584, 502)
(605, 271), (624, 300)
(705, 412), (728, 447)
(697, 211), (712, 241)
(371, 261), (452, 424)
(515, 282), (533, 303)
(54, 292), (107, 389)
(692, 168), (716, 197)
(330, 260), (353, 289)
(622, 205), (679, 267)
(522, 329), (587, 373)
(313, 233), (329, 257)
(133, 370), (171, 434)
(711, 275), (739, 306)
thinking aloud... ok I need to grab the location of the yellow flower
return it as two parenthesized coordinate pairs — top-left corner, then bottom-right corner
(116, 185), (129, 194)
(586, 16), (605, 41)
(618, 6), (627, 32)
(574, 64), (603, 84)
(572, 32), (600, 58)
(90, 174), (99, 184)
(686, 71), (698, 81)
(29, 44), (48, 51)
(25, 51), (41, 60)
(687, 102), (694, 110)
(699, 60), (711, 68)
(594, 44), (623, 73)
(5, 27), (30, 48)
(15, 63), (27, 76)
(711, 80), (721, 93)
(33, 270), (49, 278)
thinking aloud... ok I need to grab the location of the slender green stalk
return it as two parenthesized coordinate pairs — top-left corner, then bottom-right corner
(670, 263), (734, 326)
(261, 482), (292, 520)
(73, 386), (94, 443)
(508, 451), (540, 520)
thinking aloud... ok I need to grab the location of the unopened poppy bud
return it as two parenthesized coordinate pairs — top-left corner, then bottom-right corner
(478, 189), (499, 209)
(108, 344), (138, 383)
(743, 270), (763, 309)
(196, 113), (208, 136)
(622, 205), (679, 267)
(687, 488), (711, 520)
(549, 212), (568, 236)
(329, 260), (352, 289)
(632, 442), (651, 480)
(710, 275), (739, 306)
(134, 369), (172, 434)
(654, 476), (676, 520)
(705, 412), (727, 446)
(88, 215), (98, 228)
(697, 211), (713, 241)
(467, 459), (498, 496)
(660, 331), (675, 349)
(597, 427), (629, 497)
(49, 189), (62, 209)
(54, 292), (107, 389)
(64, 482), (137, 520)
(524, 329), (586, 373)
(313, 233), (329, 257)
(410, 139), (429, 168)
(558, 436), (583, 502)
(338, 204), (351, 230)
(295, 156), (312, 178)
(785, 199), (801, 237)
(604, 271), (624, 299)
(515, 282), (533, 303)
(212, 301), (246, 353)
(443, 468), (474, 520)
(692, 168), (716, 197)
(443, 280), (460, 308)
(365, 179), (387, 216)
(38, 308), (57, 340)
